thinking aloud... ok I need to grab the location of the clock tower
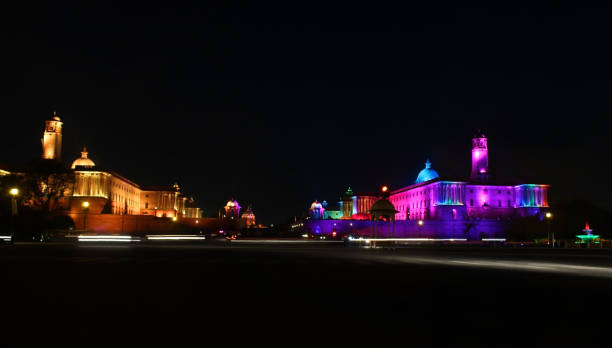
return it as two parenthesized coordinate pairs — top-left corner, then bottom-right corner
(471, 130), (488, 180)
(41, 110), (63, 161)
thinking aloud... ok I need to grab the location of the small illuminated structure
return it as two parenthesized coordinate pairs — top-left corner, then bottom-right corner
(9, 188), (19, 196)
(576, 221), (600, 246)
(309, 200), (325, 220)
(369, 196), (398, 242)
(224, 199), (241, 218)
(82, 201), (90, 208)
(241, 205), (256, 227)
(71, 146), (96, 169)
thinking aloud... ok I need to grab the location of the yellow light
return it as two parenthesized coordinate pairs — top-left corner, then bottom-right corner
(418, 220), (424, 226)
(172, 217), (177, 222)
(82, 201), (90, 208)
(9, 188), (18, 196)
(546, 212), (552, 219)
(382, 186), (388, 193)
(195, 220), (199, 224)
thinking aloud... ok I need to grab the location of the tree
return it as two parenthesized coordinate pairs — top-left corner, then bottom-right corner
(0, 160), (75, 212)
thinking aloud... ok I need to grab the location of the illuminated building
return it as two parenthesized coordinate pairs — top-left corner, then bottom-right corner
(184, 197), (203, 219)
(389, 132), (549, 222)
(40, 112), (203, 218)
(309, 200), (325, 220)
(306, 131), (550, 240)
(41, 110), (63, 160)
(339, 187), (378, 220)
(241, 205), (256, 228)
(140, 184), (186, 218)
(224, 199), (241, 218)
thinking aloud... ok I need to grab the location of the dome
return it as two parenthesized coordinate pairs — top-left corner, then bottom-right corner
(226, 200), (239, 208)
(71, 147), (95, 169)
(310, 201), (323, 209)
(415, 159), (439, 184)
(370, 198), (396, 213)
(51, 110), (61, 121)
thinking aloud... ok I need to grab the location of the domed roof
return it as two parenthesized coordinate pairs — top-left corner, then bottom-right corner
(370, 198), (396, 213)
(310, 200), (323, 209)
(415, 159), (439, 184)
(71, 147), (95, 169)
(51, 110), (61, 122)
(226, 199), (240, 208)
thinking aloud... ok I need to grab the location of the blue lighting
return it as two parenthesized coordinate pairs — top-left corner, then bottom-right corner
(415, 159), (440, 184)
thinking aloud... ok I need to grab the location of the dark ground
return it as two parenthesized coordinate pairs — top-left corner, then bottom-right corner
(1, 242), (611, 346)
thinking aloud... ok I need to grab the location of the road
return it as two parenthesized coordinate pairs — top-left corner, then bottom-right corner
(1, 241), (610, 345)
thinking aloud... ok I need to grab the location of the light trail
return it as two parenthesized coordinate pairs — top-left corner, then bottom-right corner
(146, 235), (206, 240)
(78, 235), (139, 242)
(365, 254), (612, 279)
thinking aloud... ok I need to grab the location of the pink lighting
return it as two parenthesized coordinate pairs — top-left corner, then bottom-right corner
(480, 168), (486, 173)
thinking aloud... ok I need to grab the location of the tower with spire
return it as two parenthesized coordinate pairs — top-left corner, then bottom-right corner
(471, 130), (489, 180)
(41, 110), (63, 160)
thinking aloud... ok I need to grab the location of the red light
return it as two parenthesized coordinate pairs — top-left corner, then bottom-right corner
(382, 186), (388, 192)
(332, 231), (337, 237)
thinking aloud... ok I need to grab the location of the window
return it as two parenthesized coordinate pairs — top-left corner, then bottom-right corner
(498, 200), (501, 207)
(470, 189), (473, 193)
(470, 199), (474, 206)
(507, 200), (512, 207)
(145, 202), (149, 209)
(498, 190), (501, 194)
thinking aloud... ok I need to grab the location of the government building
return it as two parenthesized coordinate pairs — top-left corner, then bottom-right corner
(305, 131), (550, 240)
(0, 112), (210, 234)
(40, 111), (203, 219)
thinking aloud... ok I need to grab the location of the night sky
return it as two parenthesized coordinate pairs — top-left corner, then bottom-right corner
(2, 3), (611, 224)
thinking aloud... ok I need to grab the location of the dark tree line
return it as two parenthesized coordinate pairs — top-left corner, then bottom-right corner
(0, 159), (74, 213)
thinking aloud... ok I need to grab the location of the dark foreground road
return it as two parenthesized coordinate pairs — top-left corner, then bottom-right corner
(1, 242), (611, 346)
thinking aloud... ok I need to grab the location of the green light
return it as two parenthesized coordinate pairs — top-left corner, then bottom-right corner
(576, 234), (600, 240)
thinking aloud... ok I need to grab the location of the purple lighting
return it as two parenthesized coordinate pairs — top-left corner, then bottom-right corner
(305, 131), (550, 241)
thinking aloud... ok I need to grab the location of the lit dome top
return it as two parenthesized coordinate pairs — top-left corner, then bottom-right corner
(415, 159), (439, 184)
(71, 146), (95, 169)
(226, 199), (240, 208)
(51, 110), (61, 121)
(310, 200), (323, 209)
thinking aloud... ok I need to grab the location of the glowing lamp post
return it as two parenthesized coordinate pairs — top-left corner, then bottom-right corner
(418, 219), (424, 238)
(82, 201), (90, 232)
(9, 188), (19, 243)
(9, 188), (19, 216)
(545, 212), (553, 248)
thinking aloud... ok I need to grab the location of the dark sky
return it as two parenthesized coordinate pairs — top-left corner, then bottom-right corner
(1, 3), (611, 223)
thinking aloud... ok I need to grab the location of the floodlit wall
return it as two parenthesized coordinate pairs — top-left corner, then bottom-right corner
(305, 219), (507, 240)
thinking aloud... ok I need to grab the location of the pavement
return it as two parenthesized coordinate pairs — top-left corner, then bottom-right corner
(1, 241), (611, 346)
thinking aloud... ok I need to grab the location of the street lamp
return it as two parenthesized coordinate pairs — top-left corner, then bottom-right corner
(418, 219), (424, 238)
(9, 188), (19, 216)
(545, 212), (553, 248)
(9, 188), (19, 244)
(82, 201), (90, 232)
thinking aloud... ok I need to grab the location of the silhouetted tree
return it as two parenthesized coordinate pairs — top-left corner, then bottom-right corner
(0, 159), (74, 212)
